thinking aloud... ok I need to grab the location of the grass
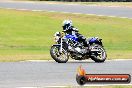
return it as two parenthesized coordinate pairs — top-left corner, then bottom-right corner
(0, 9), (132, 62)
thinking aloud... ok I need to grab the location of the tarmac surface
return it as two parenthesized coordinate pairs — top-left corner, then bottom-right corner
(0, 60), (132, 88)
(0, 1), (132, 18)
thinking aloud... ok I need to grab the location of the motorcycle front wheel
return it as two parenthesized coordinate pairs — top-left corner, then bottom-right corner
(50, 46), (69, 63)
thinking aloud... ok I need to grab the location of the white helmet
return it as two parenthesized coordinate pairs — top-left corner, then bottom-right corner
(62, 20), (73, 31)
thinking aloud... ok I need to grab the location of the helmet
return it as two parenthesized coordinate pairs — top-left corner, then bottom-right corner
(62, 20), (73, 32)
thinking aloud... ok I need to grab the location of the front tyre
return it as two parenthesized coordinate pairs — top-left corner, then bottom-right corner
(90, 44), (107, 63)
(50, 46), (69, 63)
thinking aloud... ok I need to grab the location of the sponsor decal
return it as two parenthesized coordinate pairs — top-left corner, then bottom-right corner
(76, 66), (131, 85)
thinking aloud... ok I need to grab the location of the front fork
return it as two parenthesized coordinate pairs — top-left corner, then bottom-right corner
(60, 38), (63, 53)
(59, 38), (68, 54)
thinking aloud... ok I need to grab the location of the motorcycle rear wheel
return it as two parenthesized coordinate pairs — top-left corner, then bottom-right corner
(90, 44), (107, 63)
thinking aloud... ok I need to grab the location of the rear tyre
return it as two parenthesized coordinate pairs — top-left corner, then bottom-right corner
(90, 44), (107, 63)
(50, 46), (69, 63)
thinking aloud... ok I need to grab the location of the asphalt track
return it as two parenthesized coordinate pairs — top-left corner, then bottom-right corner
(0, 1), (132, 18)
(0, 60), (132, 88)
(0, 1), (132, 88)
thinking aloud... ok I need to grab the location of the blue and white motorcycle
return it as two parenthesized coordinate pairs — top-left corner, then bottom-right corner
(50, 32), (107, 63)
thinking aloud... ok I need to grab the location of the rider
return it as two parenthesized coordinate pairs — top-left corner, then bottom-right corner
(62, 20), (88, 47)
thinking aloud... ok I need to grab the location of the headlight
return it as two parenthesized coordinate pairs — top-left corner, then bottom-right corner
(54, 32), (61, 43)
(54, 36), (60, 43)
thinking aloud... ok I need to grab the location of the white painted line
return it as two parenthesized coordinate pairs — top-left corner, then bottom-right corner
(23, 59), (132, 62)
(1, 1), (36, 4)
(107, 59), (132, 61)
(18, 86), (68, 88)
(108, 16), (117, 18)
(31, 10), (43, 12)
(44, 86), (68, 88)
(16, 87), (39, 88)
(18, 9), (29, 11)
(24, 59), (96, 62)
(25, 60), (54, 62)
(17, 84), (132, 88)
(84, 84), (132, 86)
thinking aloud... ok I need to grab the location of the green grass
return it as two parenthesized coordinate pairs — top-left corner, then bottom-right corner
(0, 9), (132, 61)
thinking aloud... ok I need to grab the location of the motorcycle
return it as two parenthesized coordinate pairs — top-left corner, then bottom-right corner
(50, 32), (107, 63)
